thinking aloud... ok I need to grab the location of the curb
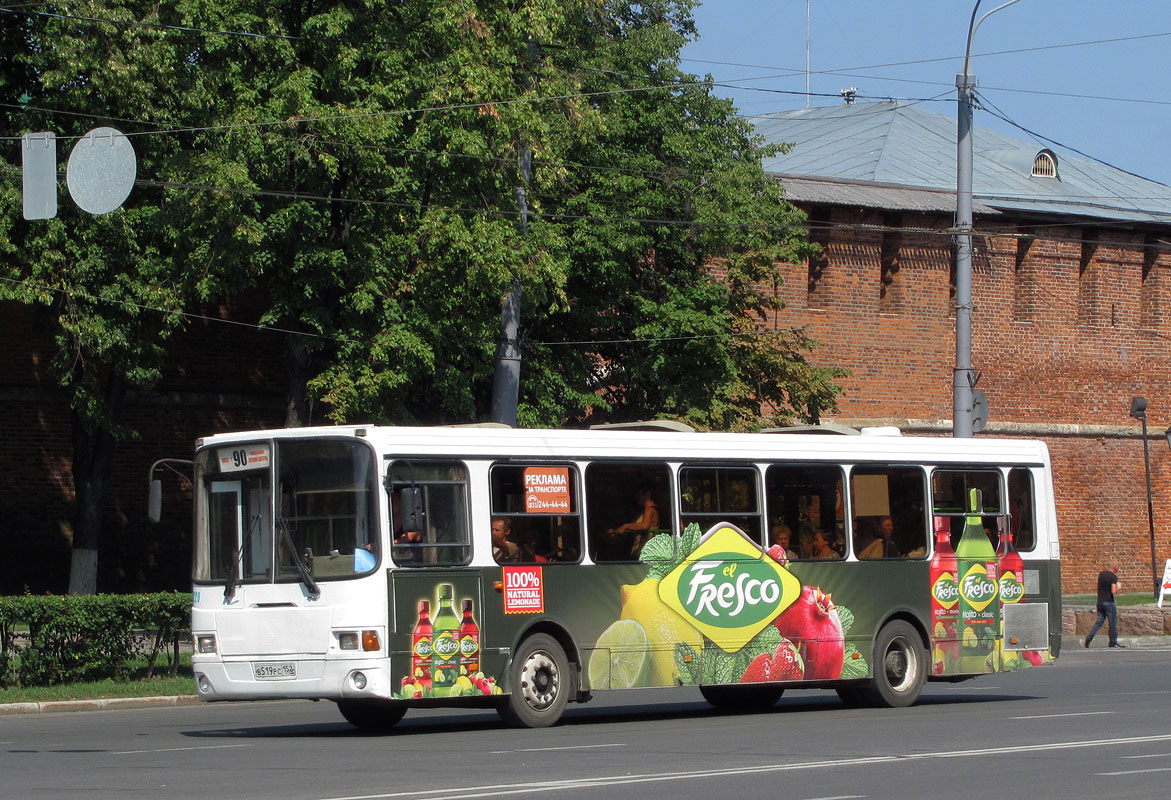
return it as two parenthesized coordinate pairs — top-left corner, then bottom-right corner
(0, 694), (201, 716)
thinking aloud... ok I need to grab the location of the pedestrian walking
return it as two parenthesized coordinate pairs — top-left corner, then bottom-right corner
(1084, 562), (1126, 648)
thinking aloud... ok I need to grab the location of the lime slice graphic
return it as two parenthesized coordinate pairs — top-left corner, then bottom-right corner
(588, 619), (650, 689)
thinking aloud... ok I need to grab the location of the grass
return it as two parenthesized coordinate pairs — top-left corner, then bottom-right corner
(0, 673), (194, 704)
(0, 657), (195, 705)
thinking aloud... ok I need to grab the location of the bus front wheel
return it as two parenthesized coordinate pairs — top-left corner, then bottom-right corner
(498, 633), (571, 728)
(336, 699), (407, 731)
(862, 620), (927, 708)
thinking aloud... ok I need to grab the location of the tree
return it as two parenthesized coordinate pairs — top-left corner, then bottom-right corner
(1, 1), (843, 590)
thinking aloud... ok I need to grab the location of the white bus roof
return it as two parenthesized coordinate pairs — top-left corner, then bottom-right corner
(198, 424), (1051, 467)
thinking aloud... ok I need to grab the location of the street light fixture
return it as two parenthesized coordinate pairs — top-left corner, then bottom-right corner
(953, 0), (1024, 437)
(1129, 397), (1158, 600)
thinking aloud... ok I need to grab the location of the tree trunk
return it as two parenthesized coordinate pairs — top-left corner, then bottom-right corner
(284, 331), (312, 427)
(67, 374), (125, 595)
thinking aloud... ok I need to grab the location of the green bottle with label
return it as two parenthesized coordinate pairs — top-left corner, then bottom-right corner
(430, 584), (461, 695)
(956, 488), (1000, 673)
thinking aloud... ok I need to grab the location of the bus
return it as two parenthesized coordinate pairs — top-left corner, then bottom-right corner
(177, 422), (1060, 729)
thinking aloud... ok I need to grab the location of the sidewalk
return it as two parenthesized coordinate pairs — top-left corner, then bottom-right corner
(0, 694), (202, 716)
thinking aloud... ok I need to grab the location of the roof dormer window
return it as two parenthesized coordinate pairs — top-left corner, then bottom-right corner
(1032, 150), (1058, 178)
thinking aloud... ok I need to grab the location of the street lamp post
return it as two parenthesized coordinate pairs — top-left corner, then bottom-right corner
(954, 0), (1023, 437)
(1130, 397), (1158, 600)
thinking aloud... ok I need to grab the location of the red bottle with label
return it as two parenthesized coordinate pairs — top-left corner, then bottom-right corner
(929, 517), (960, 675)
(411, 600), (433, 687)
(997, 528), (1026, 668)
(459, 599), (480, 675)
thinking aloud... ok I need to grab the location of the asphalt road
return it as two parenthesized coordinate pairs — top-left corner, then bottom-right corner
(4, 644), (1171, 800)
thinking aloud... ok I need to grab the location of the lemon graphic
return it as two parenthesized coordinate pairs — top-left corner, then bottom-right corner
(619, 578), (704, 685)
(963, 627), (978, 647)
(588, 618), (650, 689)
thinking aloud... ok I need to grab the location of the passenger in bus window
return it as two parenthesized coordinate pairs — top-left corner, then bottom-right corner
(608, 489), (660, 557)
(809, 529), (839, 559)
(492, 517), (520, 563)
(857, 516), (900, 559)
(769, 523), (798, 560)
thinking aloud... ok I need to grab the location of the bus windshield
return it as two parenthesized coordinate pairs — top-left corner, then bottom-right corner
(194, 438), (380, 584)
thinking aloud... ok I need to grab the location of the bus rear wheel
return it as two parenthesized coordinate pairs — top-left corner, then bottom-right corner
(861, 620), (927, 708)
(700, 684), (784, 711)
(336, 699), (407, 731)
(498, 633), (571, 728)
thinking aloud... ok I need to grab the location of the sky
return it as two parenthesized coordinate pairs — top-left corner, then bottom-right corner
(680, 0), (1171, 186)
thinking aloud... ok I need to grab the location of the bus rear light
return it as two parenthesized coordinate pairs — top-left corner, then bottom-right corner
(338, 632), (359, 650)
(362, 631), (380, 651)
(196, 635), (217, 654)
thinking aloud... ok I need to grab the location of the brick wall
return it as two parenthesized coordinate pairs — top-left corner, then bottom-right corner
(771, 205), (1171, 592)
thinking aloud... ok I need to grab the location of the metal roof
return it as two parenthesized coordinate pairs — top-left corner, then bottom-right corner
(754, 101), (1171, 225)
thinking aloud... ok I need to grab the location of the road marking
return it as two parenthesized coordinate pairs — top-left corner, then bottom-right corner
(1096, 767), (1171, 776)
(489, 744), (624, 754)
(312, 733), (1171, 800)
(111, 744), (251, 756)
(1011, 711), (1114, 720)
(1122, 753), (1171, 759)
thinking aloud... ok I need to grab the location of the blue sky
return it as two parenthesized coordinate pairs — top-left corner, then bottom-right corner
(681, 1), (1171, 186)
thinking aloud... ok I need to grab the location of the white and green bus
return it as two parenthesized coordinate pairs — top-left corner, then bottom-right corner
(179, 422), (1060, 729)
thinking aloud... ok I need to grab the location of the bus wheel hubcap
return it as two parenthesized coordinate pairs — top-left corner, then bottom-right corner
(520, 650), (559, 710)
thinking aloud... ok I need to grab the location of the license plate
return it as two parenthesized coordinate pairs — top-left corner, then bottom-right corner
(253, 662), (296, 680)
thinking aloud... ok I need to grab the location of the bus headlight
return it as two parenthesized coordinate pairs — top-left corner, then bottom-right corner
(196, 673), (213, 693)
(352, 671), (367, 690)
(338, 632), (359, 650)
(196, 635), (217, 654)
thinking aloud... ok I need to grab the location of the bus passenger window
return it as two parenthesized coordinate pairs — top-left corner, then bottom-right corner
(490, 464), (582, 564)
(585, 462), (673, 563)
(1008, 468), (1036, 551)
(765, 464), (845, 559)
(679, 465), (761, 542)
(386, 460), (472, 567)
(851, 466), (927, 559)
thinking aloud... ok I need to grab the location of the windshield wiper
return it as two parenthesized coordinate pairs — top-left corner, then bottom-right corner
(277, 517), (320, 598)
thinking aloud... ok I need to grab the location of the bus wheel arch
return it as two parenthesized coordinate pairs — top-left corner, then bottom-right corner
(498, 624), (581, 728)
(860, 616), (928, 708)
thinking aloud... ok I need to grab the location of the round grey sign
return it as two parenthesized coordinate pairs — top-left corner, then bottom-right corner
(66, 127), (137, 215)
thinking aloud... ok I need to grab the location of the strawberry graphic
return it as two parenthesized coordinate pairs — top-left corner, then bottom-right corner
(739, 652), (774, 683)
(771, 641), (805, 681)
(766, 544), (787, 565)
(773, 585), (845, 680)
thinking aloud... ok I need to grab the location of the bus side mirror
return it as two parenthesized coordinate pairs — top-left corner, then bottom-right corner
(148, 479), (163, 523)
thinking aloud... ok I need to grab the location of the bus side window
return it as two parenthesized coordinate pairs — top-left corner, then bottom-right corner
(585, 461), (673, 563)
(1008, 468), (1036, 551)
(387, 461), (472, 567)
(765, 463), (845, 559)
(679, 465), (762, 542)
(851, 466), (928, 559)
(490, 464), (582, 564)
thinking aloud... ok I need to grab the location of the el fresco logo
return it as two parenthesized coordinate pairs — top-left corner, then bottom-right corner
(960, 563), (999, 611)
(998, 572), (1025, 604)
(932, 572), (960, 608)
(658, 523), (801, 652)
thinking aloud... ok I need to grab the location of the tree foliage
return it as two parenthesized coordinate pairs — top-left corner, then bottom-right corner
(1, 0), (844, 587)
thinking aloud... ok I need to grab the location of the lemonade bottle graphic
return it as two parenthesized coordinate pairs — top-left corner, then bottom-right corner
(459, 599), (480, 675)
(430, 584), (461, 695)
(956, 489), (999, 672)
(411, 599), (433, 687)
(996, 527), (1026, 669)
(929, 517), (960, 674)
